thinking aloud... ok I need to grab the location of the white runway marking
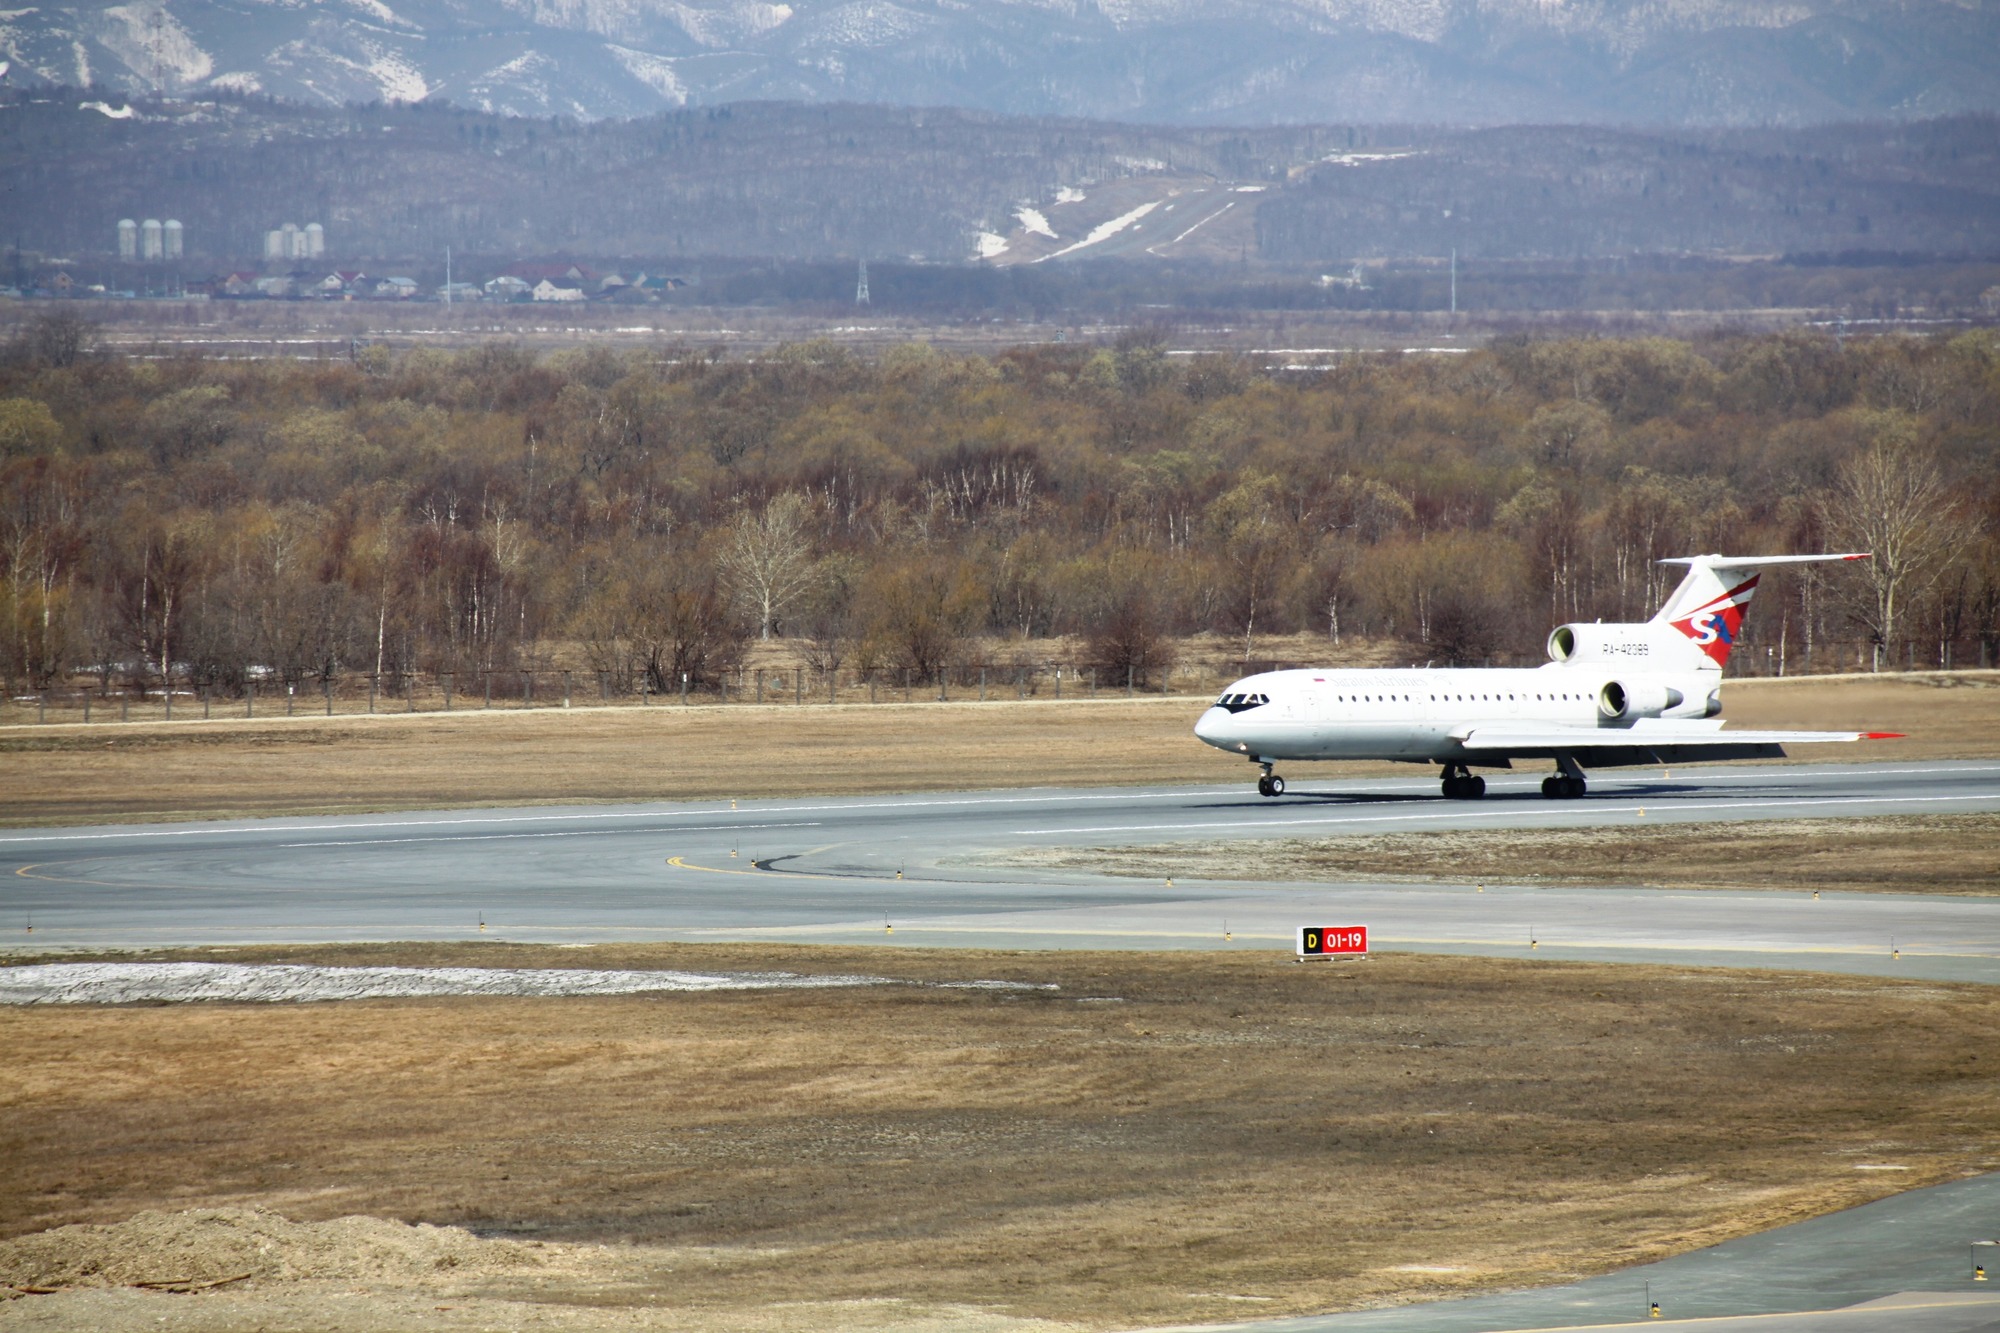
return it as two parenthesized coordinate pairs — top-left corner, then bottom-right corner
(276, 821), (824, 848)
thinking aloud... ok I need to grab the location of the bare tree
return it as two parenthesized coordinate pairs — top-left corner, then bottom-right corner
(23, 310), (95, 370)
(789, 556), (862, 679)
(1821, 431), (1973, 668)
(1206, 474), (1289, 669)
(719, 492), (822, 639)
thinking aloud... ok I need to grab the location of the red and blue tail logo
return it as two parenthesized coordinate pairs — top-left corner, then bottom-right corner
(1668, 576), (1759, 665)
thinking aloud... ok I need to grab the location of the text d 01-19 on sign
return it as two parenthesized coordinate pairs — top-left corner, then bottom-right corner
(1297, 925), (1368, 960)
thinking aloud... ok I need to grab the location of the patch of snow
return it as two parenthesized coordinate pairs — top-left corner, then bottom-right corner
(1233, 183), (1268, 192)
(366, 49), (427, 101)
(208, 71), (264, 93)
(98, 1), (213, 87)
(3, 962), (840, 1005)
(664, 0), (794, 47)
(80, 100), (135, 118)
(1014, 206), (1055, 238)
(0, 962), (1060, 1005)
(975, 230), (1009, 259)
(341, 0), (417, 28)
(1054, 186), (1085, 203)
(1037, 199), (1160, 260)
(1114, 154), (1165, 172)
(1319, 149), (1423, 166)
(801, 0), (933, 49)
(1148, 198), (1234, 253)
(484, 50), (549, 80)
(607, 42), (687, 102)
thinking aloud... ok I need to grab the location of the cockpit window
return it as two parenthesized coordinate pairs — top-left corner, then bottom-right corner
(1215, 692), (1269, 714)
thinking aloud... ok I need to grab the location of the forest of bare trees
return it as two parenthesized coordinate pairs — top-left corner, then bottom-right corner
(2, 315), (1996, 706)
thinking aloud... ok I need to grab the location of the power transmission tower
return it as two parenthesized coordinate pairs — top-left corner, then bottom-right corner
(148, 6), (166, 92)
(854, 258), (869, 305)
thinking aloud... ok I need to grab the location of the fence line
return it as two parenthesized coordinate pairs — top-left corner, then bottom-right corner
(2, 640), (1992, 725)
(5, 662), (1169, 724)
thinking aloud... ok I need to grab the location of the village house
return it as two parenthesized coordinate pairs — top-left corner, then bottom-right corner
(316, 270), (368, 298)
(531, 278), (586, 302)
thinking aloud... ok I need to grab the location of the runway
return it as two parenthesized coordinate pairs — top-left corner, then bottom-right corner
(5, 760), (1998, 980)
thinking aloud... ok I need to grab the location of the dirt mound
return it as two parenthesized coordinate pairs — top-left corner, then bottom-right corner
(0, 1206), (555, 1290)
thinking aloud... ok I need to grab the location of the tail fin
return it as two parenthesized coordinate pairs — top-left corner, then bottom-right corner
(1652, 553), (1869, 668)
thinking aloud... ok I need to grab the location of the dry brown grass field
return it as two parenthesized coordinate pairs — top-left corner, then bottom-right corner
(4, 943), (1999, 1332)
(989, 813), (2000, 896)
(0, 673), (1994, 829)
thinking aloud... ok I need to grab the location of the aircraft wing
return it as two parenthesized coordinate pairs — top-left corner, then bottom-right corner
(1451, 719), (1901, 767)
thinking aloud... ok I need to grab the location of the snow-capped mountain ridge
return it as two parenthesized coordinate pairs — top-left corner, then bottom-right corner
(1, 0), (1994, 123)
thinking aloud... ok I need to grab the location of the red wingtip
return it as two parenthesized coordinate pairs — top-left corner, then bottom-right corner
(1862, 732), (1905, 740)
(1845, 553), (1873, 561)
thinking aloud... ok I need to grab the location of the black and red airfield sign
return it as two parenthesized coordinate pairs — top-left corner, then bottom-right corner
(1296, 925), (1368, 959)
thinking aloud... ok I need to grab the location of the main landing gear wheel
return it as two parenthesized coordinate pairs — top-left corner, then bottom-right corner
(1540, 774), (1587, 800)
(1256, 774), (1287, 798)
(1440, 767), (1485, 800)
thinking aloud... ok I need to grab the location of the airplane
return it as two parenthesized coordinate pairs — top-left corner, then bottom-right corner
(1194, 553), (1901, 800)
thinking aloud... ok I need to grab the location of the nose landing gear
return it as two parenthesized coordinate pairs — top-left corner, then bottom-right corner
(1255, 762), (1286, 798)
(1440, 765), (1485, 800)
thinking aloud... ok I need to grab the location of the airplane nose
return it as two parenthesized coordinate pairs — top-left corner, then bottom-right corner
(1194, 707), (1231, 750)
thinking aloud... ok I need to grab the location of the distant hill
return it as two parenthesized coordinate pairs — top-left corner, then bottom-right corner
(4, 94), (1995, 269)
(2, 0), (1999, 127)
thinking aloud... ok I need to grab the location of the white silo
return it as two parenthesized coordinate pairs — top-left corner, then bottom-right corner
(141, 219), (163, 261)
(305, 222), (324, 258)
(163, 220), (183, 259)
(118, 219), (138, 260)
(283, 223), (304, 259)
(265, 229), (286, 261)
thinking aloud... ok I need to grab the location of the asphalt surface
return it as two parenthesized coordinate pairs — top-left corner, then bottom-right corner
(4, 761), (1997, 978)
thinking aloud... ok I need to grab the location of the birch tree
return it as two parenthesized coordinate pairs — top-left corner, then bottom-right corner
(1821, 424), (1972, 668)
(719, 492), (822, 639)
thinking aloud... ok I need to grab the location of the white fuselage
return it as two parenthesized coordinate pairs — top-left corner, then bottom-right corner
(1193, 664), (1720, 766)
